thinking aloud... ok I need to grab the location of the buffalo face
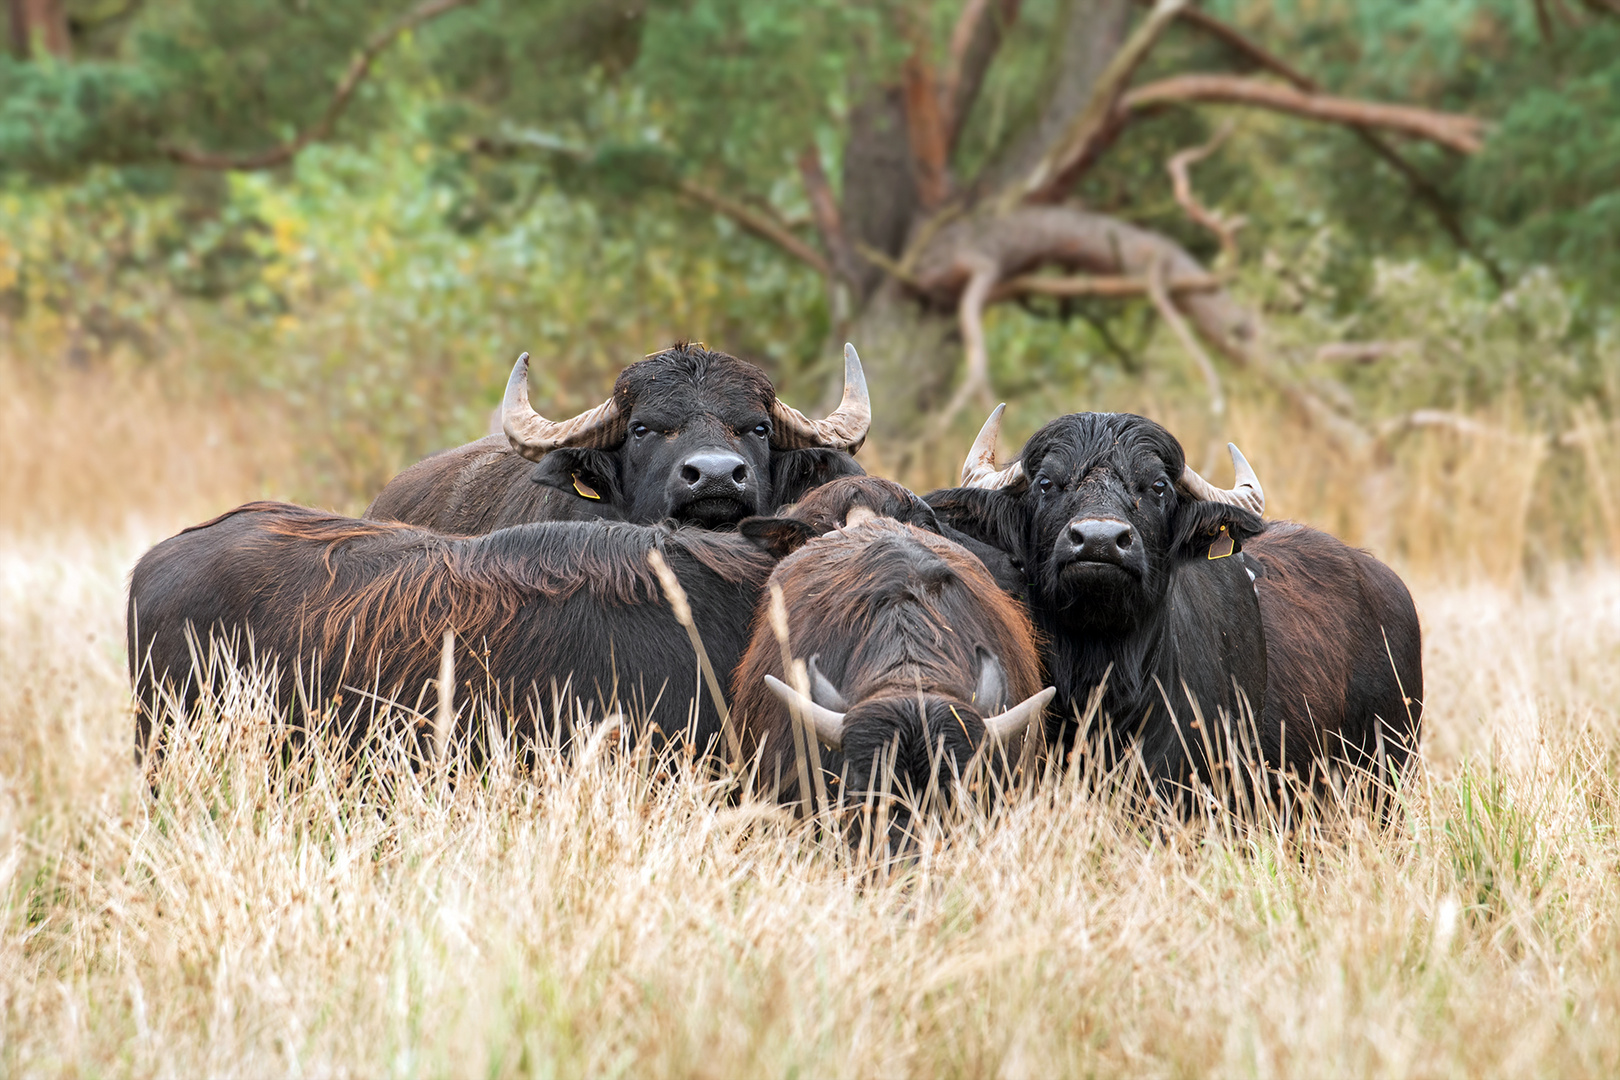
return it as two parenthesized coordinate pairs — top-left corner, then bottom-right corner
(617, 361), (777, 528)
(938, 411), (1266, 633)
(502, 341), (870, 529)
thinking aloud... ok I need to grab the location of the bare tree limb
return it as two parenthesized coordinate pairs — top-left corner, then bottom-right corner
(1167, 123), (1245, 264)
(797, 146), (863, 287)
(1122, 74), (1486, 154)
(1147, 256), (1224, 415)
(676, 178), (832, 278)
(990, 269), (1222, 301)
(908, 204), (1256, 360)
(1162, 5), (1495, 279)
(934, 257), (1001, 434)
(1014, 0), (1188, 204)
(941, 0), (1022, 153)
(903, 48), (952, 208)
(164, 0), (477, 170)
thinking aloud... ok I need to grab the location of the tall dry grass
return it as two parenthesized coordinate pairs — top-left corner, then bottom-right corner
(3, 513), (1619, 1076)
(2, 357), (1619, 1076)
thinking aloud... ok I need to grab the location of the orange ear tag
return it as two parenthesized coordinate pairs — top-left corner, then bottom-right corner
(1208, 524), (1235, 560)
(572, 474), (602, 500)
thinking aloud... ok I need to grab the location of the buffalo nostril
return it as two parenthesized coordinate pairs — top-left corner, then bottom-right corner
(1116, 528), (1133, 550)
(731, 463), (748, 484)
(1068, 523), (1086, 546)
(681, 465), (702, 485)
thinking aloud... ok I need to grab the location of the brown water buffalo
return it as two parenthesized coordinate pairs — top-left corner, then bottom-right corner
(730, 517), (1053, 833)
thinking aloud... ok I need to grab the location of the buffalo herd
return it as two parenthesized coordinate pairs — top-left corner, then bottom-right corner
(128, 341), (1423, 823)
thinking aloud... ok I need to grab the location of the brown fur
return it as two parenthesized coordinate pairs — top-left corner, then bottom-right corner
(730, 519), (1044, 805)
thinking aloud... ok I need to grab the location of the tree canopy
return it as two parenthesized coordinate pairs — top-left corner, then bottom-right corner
(3, 0), (1617, 460)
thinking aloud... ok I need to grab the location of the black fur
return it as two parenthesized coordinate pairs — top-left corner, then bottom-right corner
(929, 413), (1268, 790)
(366, 343), (865, 533)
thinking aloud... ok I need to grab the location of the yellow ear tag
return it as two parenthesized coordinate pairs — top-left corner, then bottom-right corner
(572, 474), (602, 500)
(1208, 524), (1235, 560)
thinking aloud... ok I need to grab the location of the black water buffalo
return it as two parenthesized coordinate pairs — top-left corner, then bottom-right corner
(365, 341), (871, 532)
(927, 408), (1270, 792)
(932, 406), (1423, 796)
(127, 478), (951, 765)
(729, 517), (1053, 828)
(1239, 522), (1423, 780)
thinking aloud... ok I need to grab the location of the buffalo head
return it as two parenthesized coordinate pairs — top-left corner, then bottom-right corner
(502, 341), (870, 528)
(945, 406), (1265, 633)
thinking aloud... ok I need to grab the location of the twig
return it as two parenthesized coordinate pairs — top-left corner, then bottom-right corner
(434, 629), (455, 767)
(648, 547), (741, 767)
(1147, 256), (1224, 415)
(675, 178), (832, 278)
(768, 584), (828, 816)
(1122, 74), (1486, 154)
(1166, 123), (1245, 264)
(164, 0), (477, 170)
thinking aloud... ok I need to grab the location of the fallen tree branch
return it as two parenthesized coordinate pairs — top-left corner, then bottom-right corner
(1014, 0), (1188, 203)
(989, 270), (1222, 302)
(1147, 256), (1224, 415)
(934, 258), (1001, 435)
(1122, 74), (1486, 154)
(1166, 123), (1245, 264)
(164, 0), (476, 170)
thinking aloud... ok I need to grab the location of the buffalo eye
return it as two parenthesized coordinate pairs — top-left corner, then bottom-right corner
(752, 423), (770, 438)
(631, 422), (649, 439)
(1151, 478), (1168, 497)
(1037, 475), (1053, 493)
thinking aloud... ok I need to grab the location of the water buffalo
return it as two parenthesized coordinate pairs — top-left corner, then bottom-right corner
(127, 478), (952, 766)
(927, 408), (1269, 793)
(365, 341), (871, 532)
(730, 517), (1053, 831)
(933, 406), (1423, 799)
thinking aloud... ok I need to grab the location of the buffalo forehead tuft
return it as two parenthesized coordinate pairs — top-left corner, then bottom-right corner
(613, 344), (775, 417)
(1021, 412), (1186, 482)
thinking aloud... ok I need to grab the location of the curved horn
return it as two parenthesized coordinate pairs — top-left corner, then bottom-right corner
(806, 654), (849, 712)
(961, 404), (1025, 490)
(1178, 442), (1264, 515)
(769, 343), (872, 453)
(765, 674), (848, 750)
(981, 686), (1056, 745)
(502, 352), (627, 462)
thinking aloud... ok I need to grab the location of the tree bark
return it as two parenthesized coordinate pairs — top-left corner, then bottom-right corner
(11, 0), (70, 58)
(973, 0), (1133, 196)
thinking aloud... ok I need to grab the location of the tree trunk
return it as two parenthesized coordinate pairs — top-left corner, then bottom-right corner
(9, 0), (70, 58)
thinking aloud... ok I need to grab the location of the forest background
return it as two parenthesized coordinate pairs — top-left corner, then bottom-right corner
(2, 0), (1618, 578)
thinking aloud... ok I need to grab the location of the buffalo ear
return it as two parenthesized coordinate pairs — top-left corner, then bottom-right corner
(770, 448), (866, 508)
(530, 448), (623, 505)
(739, 516), (818, 559)
(925, 487), (1026, 560)
(1172, 500), (1264, 561)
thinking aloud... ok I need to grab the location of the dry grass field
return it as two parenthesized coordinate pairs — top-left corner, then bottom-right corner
(2, 360), (1618, 1078)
